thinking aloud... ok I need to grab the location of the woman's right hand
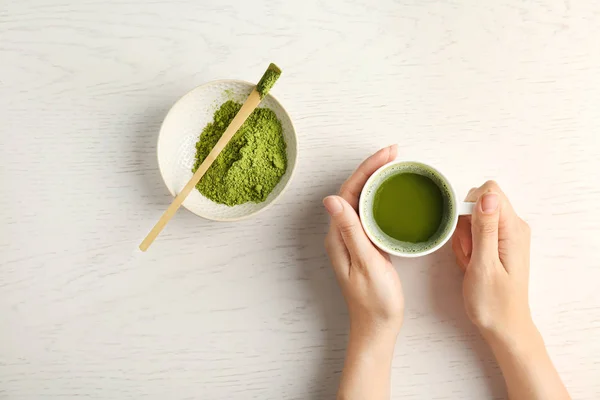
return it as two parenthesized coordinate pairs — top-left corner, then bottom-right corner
(451, 180), (533, 340)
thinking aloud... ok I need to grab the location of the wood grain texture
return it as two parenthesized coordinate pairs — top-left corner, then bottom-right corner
(1, 0), (599, 398)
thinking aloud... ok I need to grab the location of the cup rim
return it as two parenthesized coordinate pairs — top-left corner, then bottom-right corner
(359, 160), (459, 258)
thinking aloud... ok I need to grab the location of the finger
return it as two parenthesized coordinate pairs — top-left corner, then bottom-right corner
(466, 181), (525, 271)
(465, 180), (517, 233)
(464, 181), (502, 203)
(339, 145), (398, 210)
(470, 192), (500, 262)
(324, 227), (350, 280)
(323, 195), (379, 264)
(452, 217), (471, 273)
(452, 234), (468, 272)
(455, 216), (472, 258)
(376, 247), (391, 261)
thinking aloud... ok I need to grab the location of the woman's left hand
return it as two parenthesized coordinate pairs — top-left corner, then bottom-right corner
(324, 145), (404, 338)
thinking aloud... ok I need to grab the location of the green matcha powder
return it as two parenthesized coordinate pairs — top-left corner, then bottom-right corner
(192, 100), (287, 206)
(256, 64), (281, 99)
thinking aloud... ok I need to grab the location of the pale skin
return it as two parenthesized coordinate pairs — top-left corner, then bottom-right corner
(324, 145), (571, 400)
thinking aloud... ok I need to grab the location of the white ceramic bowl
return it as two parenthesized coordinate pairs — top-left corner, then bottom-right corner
(157, 80), (297, 221)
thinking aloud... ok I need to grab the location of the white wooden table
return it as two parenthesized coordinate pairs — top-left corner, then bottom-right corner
(2, 1), (599, 398)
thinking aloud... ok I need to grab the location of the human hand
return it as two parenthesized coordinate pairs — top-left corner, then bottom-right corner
(452, 181), (533, 341)
(452, 184), (571, 400)
(324, 145), (404, 338)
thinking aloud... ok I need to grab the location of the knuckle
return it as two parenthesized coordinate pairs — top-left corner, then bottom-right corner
(339, 182), (348, 195)
(353, 257), (368, 272)
(483, 259), (501, 271)
(475, 220), (497, 236)
(338, 222), (357, 237)
(469, 308), (494, 330)
(355, 253), (378, 273)
(339, 182), (354, 198)
(482, 180), (500, 192)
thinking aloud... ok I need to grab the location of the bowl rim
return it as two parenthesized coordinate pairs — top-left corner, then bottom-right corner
(156, 78), (298, 222)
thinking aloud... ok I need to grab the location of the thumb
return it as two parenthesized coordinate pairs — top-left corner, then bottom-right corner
(470, 192), (500, 262)
(323, 195), (377, 262)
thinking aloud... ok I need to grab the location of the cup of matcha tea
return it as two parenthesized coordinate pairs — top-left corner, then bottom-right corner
(359, 161), (474, 257)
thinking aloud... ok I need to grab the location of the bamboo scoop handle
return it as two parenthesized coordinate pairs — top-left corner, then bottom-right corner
(139, 88), (262, 251)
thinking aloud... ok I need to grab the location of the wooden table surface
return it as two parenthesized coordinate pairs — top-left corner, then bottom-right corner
(2, 1), (599, 398)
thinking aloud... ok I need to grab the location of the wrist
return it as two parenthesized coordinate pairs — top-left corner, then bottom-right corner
(482, 317), (542, 357)
(338, 321), (398, 400)
(349, 320), (399, 352)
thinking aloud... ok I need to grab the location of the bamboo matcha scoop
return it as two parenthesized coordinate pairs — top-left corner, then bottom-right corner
(139, 63), (282, 251)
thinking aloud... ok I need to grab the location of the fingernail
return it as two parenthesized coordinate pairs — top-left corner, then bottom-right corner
(481, 193), (499, 214)
(323, 196), (343, 216)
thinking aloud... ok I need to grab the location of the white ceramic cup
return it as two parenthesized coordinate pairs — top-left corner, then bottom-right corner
(359, 161), (474, 258)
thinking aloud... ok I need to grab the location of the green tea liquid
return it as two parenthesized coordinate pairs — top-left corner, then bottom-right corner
(373, 173), (444, 243)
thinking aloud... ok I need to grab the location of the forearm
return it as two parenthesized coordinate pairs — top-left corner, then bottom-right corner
(485, 321), (570, 400)
(337, 325), (397, 400)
